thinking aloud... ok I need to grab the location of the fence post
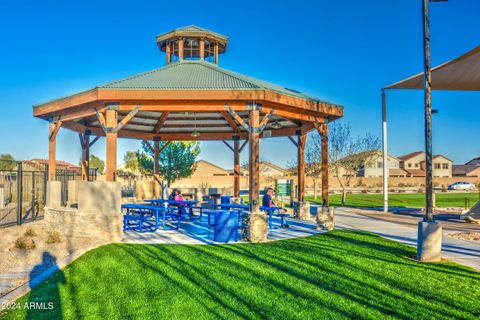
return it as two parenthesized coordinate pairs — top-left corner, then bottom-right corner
(32, 172), (36, 220)
(16, 161), (23, 225)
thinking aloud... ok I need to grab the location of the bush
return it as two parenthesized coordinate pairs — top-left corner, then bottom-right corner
(15, 236), (36, 250)
(361, 189), (368, 194)
(46, 231), (61, 244)
(24, 228), (36, 237)
(397, 183), (406, 188)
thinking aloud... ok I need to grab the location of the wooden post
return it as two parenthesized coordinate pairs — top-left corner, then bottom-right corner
(321, 124), (329, 207)
(297, 134), (306, 202)
(80, 133), (90, 181)
(178, 38), (184, 60)
(166, 42), (171, 64)
(199, 38), (205, 61)
(154, 141), (159, 175)
(48, 122), (61, 181)
(234, 139), (240, 198)
(105, 109), (118, 181)
(249, 108), (260, 212)
(214, 42), (219, 64)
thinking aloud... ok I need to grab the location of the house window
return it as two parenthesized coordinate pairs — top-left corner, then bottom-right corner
(434, 163), (441, 169)
(377, 161), (383, 168)
(408, 163), (412, 168)
(442, 163), (449, 169)
(415, 163), (419, 168)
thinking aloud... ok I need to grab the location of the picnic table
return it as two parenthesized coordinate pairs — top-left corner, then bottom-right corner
(121, 203), (181, 232)
(212, 203), (289, 229)
(145, 199), (200, 219)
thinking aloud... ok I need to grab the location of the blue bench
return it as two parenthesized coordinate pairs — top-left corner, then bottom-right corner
(122, 204), (182, 232)
(260, 206), (290, 229)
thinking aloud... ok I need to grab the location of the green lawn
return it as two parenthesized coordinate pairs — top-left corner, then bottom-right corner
(2, 231), (479, 319)
(306, 192), (480, 208)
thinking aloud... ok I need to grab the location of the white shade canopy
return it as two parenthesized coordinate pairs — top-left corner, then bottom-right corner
(385, 45), (480, 91)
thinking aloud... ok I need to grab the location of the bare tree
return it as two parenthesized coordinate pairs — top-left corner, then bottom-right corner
(287, 146), (322, 198)
(307, 122), (381, 206)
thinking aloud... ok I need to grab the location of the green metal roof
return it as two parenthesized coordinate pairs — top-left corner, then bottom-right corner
(99, 60), (341, 107)
(34, 60), (342, 109)
(157, 25), (228, 40)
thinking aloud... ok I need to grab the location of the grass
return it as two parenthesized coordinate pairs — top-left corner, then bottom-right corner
(307, 192), (480, 208)
(2, 231), (479, 319)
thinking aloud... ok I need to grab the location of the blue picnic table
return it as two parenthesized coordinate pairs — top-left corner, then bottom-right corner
(144, 199), (201, 219)
(121, 203), (182, 232)
(212, 203), (289, 229)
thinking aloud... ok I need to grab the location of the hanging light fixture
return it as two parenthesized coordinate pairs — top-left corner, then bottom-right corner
(271, 117), (282, 129)
(191, 112), (200, 137)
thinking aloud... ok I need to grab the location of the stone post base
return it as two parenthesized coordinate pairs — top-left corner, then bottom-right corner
(242, 211), (268, 243)
(316, 206), (335, 231)
(296, 201), (311, 220)
(417, 221), (442, 262)
(0, 187), (4, 209)
(46, 181), (62, 208)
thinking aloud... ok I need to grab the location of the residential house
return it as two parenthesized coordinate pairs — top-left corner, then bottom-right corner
(237, 161), (289, 177)
(452, 165), (480, 177)
(356, 151), (407, 178)
(466, 157), (480, 166)
(23, 159), (81, 173)
(193, 160), (230, 177)
(398, 152), (452, 178)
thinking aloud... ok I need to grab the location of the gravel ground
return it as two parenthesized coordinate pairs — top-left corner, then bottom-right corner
(0, 220), (104, 297)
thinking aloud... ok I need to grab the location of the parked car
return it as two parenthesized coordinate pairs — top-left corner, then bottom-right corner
(447, 182), (476, 191)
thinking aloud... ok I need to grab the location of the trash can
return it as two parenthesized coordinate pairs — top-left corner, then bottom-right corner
(214, 210), (239, 243)
(221, 195), (233, 204)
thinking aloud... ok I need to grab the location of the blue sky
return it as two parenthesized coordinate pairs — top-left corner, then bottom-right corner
(0, 0), (479, 169)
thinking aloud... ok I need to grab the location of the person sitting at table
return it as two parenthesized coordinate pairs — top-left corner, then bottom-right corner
(262, 187), (289, 227)
(169, 189), (187, 215)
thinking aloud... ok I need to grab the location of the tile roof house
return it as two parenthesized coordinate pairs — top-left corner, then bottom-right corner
(466, 157), (480, 166)
(398, 152), (452, 178)
(23, 159), (81, 172)
(452, 164), (480, 177)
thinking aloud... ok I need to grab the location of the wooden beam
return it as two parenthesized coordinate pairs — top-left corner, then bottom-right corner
(154, 141), (159, 175)
(158, 141), (171, 154)
(154, 112), (170, 133)
(48, 123), (57, 181)
(222, 140), (234, 152)
(249, 109), (260, 212)
(288, 136), (298, 147)
(199, 38), (205, 60)
(178, 37), (184, 60)
(105, 109), (118, 181)
(297, 134), (307, 202)
(114, 104), (141, 132)
(49, 121), (62, 142)
(234, 140), (240, 198)
(317, 123), (329, 207)
(79, 133), (90, 181)
(166, 42), (171, 64)
(221, 111), (239, 132)
(95, 109), (107, 131)
(224, 105), (250, 132)
(214, 42), (219, 64)
(259, 110), (274, 129)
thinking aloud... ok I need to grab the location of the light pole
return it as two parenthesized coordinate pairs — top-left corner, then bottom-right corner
(417, 0), (447, 262)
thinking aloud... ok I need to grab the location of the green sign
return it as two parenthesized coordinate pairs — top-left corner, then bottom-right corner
(276, 179), (291, 196)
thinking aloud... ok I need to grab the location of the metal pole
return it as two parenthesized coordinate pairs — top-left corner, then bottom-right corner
(382, 89), (388, 212)
(16, 161), (22, 225)
(423, 0), (434, 221)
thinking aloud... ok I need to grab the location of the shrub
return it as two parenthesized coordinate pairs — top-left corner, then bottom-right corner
(15, 236), (36, 250)
(46, 231), (61, 244)
(397, 183), (406, 188)
(361, 189), (368, 194)
(24, 228), (36, 237)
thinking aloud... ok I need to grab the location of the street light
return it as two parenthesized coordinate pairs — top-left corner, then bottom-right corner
(418, 0), (447, 262)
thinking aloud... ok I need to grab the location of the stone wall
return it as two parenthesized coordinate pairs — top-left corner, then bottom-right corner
(45, 181), (123, 242)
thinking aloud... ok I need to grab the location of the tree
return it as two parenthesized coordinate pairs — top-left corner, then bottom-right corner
(123, 151), (140, 174)
(287, 141), (323, 198)
(0, 154), (16, 170)
(82, 155), (105, 175)
(138, 141), (200, 187)
(325, 122), (381, 206)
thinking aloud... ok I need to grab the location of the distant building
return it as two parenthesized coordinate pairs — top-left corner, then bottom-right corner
(466, 157), (480, 166)
(452, 165), (480, 177)
(398, 151), (452, 178)
(238, 161), (289, 177)
(357, 151), (407, 178)
(23, 159), (80, 172)
(194, 160), (230, 177)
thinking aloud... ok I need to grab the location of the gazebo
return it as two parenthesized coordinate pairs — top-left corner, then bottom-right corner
(33, 25), (343, 211)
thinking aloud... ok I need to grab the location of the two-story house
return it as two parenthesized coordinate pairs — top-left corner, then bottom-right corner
(357, 151), (407, 178)
(398, 151), (452, 178)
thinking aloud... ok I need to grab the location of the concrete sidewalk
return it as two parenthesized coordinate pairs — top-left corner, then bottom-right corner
(334, 208), (480, 270)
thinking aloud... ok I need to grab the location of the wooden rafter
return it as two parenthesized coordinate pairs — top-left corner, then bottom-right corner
(154, 112), (170, 133)
(143, 140), (155, 153)
(49, 121), (62, 142)
(288, 136), (298, 147)
(222, 140), (234, 152)
(89, 136), (101, 147)
(158, 141), (171, 153)
(114, 104), (142, 133)
(239, 140), (248, 153)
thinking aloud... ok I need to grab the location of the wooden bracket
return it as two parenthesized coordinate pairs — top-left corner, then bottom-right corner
(221, 111), (239, 132)
(113, 104), (141, 133)
(224, 104), (274, 134)
(239, 140), (248, 153)
(224, 104), (250, 132)
(222, 140), (234, 152)
(158, 141), (171, 153)
(314, 117), (328, 141)
(288, 136), (298, 147)
(154, 112), (170, 133)
(49, 119), (62, 142)
(89, 136), (101, 147)
(143, 140), (155, 154)
(256, 110), (274, 133)
(94, 108), (107, 132)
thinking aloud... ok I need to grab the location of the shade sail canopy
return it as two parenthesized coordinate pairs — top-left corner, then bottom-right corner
(385, 45), (480, 91)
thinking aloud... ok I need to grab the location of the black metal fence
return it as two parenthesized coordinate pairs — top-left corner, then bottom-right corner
(0, 160), (96, 227)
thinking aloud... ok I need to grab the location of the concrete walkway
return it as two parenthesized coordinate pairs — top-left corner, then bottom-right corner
(334, 208), (480, 270)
